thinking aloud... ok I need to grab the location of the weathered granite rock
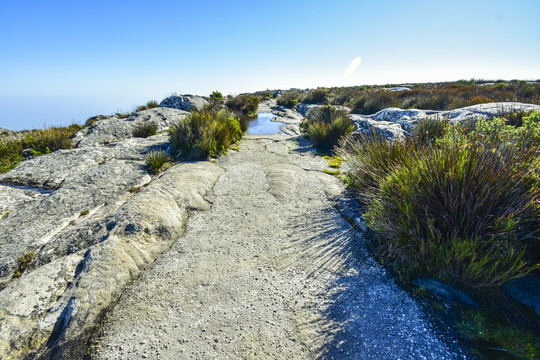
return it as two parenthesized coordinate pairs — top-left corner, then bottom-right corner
(159, 94), (209, 112)
(350, 102), (540, 139)
(413, 278), (479, 307)
(296, 103), (351, 117)
(0, 149), (223, 360)
(73, 107), (188, 147)
(386, 87), (411, 92)
(503, 276), (540, 316)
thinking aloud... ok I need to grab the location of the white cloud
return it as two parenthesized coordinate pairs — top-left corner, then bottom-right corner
(344, 57), (362, 77)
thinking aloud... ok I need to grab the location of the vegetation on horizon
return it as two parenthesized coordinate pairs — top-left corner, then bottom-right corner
(0, 124), (84, 173)
(338, 110), (540, 359)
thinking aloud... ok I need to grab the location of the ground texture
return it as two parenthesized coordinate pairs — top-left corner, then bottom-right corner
(93, 133), (469, 360)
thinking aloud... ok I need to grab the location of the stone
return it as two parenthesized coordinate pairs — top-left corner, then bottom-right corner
(159, 94), (209, 112)
(413, 278), (478, 307)
(73, 107), (188, 147)
(503, 276), (540, 316)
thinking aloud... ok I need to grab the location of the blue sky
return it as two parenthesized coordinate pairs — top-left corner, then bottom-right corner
(1, 0), (539, 130)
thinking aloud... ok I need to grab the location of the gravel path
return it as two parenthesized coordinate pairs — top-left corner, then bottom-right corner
(93, 132), (469, 359)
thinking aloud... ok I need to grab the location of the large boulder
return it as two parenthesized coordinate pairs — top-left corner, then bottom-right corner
(350, 102), (540, 140)
(159, 94), (209, 112)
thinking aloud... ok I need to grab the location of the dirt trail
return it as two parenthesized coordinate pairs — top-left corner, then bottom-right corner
(93, 132), (469, 359)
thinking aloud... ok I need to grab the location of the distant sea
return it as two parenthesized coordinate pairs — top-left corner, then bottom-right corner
(0, 95), (153, 131)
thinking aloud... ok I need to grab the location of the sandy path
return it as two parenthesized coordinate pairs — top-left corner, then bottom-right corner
(93, 133), (468, 359)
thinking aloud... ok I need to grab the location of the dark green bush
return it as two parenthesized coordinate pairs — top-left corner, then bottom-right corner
(301, 88), (328, 104)
(169, 110), (243, 160)
(225, 95), (259, 116)
(300, 105), (354, 150)
(339, 130), (540, 292)
(132, 122), (158, 138)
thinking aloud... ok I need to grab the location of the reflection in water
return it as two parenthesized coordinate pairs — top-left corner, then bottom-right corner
(247, 113), (286, 135)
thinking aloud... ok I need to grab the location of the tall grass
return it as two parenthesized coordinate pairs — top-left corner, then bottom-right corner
(339, 117), (540, 291)
(169, 110), (243, 160)
(132, 122), (158, 138)
(145, 150), (169, 175)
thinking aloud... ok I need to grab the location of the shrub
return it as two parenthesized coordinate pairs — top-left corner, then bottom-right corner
(300, 105), (354, 150)
(301, 88), (328, 104)
(135, 100), (159, 112)
(225, 95), (259, 116)
(411, 118), (449, 146)
(145, 149), (169, 175)
(132, 122), (158, 138)
(340, 131), (540, 291)
(276, 92), (299, 108)
(169, 110), (243, 160)
(0, 124), (83, 173)
(210, 91), (223, 101)
(338, 131), (417, 205)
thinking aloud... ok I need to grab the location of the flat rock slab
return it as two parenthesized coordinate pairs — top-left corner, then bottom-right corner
(94, 134), (469, 359)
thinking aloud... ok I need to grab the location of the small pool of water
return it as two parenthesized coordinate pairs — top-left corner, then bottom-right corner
(247, 113), (287, 135)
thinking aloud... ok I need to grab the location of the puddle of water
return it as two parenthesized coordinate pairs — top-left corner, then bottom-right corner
(247, 113), (287, 135)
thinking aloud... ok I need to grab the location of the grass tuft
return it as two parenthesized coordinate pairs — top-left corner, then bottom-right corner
(132, 122), (158, 138)
(169, 110), (244, 160)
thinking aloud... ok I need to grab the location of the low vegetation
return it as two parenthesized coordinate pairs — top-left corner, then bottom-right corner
(132, 122), (158, 138)
(145, 149), (170, 175)
(300, 105), (354, 150)
(11, 251), (35, 279)
(135, 100), (159, 112)
(225, 95), (259, 116)
(339, 110), (540, 359)
(169, 109), (244, 160)
(0, 124), (84, 173)
(276, 92), (300, 108)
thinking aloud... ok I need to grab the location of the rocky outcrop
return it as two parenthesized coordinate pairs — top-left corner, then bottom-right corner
(159, 94), (209, 112)
(351, 102), (540, 139)
(73, 107), (188, 147)
(0, 111), (224, 359)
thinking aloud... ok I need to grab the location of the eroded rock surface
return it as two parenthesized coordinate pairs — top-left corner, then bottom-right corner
(0, 113), (222, 359)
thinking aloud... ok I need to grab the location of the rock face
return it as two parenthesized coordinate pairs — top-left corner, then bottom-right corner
(73, 107), (188, 147)
(0, 111), (223, 359)
(504, 276), (540, 316)
(159, 94), (209, 112)
(351, 102), (540, 139)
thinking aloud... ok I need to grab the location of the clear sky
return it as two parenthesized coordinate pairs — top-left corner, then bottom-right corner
(1, 0), (539, 130)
